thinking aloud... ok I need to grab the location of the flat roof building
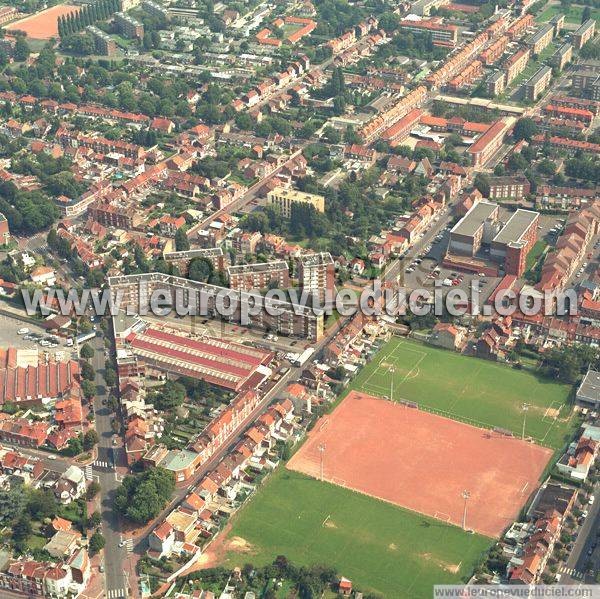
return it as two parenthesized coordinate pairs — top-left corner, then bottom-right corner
(524, 65), (552, 101)
(577, 369), (600, 407)
(227, 261), (289, 292)
(109, 272), (324, 340)
(574, 19), (596, 50)
(267, 187), (325, 218)
(449, 201), (500, 256)
(526, 23), (554, 55)
(125, 324), (273, 391)
(490, 209), (539, 276)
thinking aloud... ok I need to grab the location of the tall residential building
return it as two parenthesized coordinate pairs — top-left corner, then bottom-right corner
(297, 252), (335, 304)
(227, 261), (290, 292)
(574, 19), (596, 50)
(115, 12), (144, 38)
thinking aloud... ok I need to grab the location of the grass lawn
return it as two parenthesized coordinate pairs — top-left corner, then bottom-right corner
(526, 240), (548, 271)
(537, 4), (600, 24)
(350, 337), (576, 450)
(26, 533), (47, 551)
(223, 469), (492, 598)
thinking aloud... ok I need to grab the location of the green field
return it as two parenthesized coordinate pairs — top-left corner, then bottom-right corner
(223, 469), (492, 598)
(537, 4), (600, 24)
(351, 337), (575, 449)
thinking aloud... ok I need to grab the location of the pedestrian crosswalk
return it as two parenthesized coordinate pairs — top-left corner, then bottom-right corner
(84, 465), (93, 480)
(107, 589), (127, 598)
(93, 460), (113, 469)
(559, 565), (584, 579)
(124, 538), (133, 553)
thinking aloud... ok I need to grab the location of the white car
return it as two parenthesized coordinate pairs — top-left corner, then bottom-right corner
(17, 328), (29, 335)
(589, 495), (595, 505)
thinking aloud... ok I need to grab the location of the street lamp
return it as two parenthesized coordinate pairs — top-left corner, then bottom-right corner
(318, 443), (326, 482)
(462, 490), (470, 531)
(522, 403), (530, 441)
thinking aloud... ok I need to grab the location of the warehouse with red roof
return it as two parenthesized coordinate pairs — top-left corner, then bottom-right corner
(125, 325), (274, 391)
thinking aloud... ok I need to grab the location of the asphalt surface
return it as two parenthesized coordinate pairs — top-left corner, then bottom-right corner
(561, 483), (600, 584)
(90, 332), (130, 599)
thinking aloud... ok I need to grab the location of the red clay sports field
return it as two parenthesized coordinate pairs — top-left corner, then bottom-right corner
(287, 391), (553, 537)
(6, 4), (79, 40)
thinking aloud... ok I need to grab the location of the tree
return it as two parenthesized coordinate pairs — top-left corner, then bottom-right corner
(26, 488), (57, 520)
(89, 531), (105, 554)
(582, 5), (592, 23)
(188, 257), (213, 282)
(12, 515), (32, 548)
(86, 481), (101, 500)
(512, 118), (539, 142)
(61, 435), (83, 457)
(474, 173), (490, 197)
(14, 38), (30, 62)
(83, 429), (99, 451)
(88, 511), (101, 528)
(323, 126), (341, 144)
(148, 380), (185, 411)
(81, 361), (95, 381)
(113, 468), (175, 523)
(80, 343), (94, 360)
(82, 379), (96, 400)
(175, 227), (190, 251)
(104, 367), (117, 387)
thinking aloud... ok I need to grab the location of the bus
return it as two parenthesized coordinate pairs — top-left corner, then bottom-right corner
(292, 347), (315, 367)
(75, 331), (97, 345)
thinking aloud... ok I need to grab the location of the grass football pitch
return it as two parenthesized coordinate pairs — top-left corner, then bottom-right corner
(352, 337), (575, 450)
(223, 469), (492, 598)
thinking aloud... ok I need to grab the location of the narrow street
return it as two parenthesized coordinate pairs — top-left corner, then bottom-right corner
(90, 333), (130, 599)
(561, 484), (600, 584)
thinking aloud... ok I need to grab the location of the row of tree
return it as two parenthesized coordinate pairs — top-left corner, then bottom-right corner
(57, 0), (120, 38)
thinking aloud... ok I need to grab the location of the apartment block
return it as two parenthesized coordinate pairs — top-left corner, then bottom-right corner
(297, 252), (335, 303)
(524, 65), (552, 101)
(87, 26), (117, 56)
(504, 48), (530, 85)
(550, 42), (572, 71)
(449, 201), (500, 257)
(467, 120), (508, 167)
(486, 70), (506, 97)
(115, 12), (144, 39)
(267, 187), (325, 218)
(227, 261), (290, 292)
(574, 19), (596, 50)
(549, 13), (565, 36)
(163, 248), (225, 275)
(141, 0), (169, 19)
(108, 273), (324, 340)
(398, 18), (458, 45)
(490, 209), (539, 276)
(488, 176), (531, 200)
(526, 23), (554, 55)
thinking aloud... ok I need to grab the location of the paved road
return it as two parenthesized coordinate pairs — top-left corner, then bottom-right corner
(561, 484), (600, 584)
(186, 148), (303, 238)
(90, 333), (130, 599)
